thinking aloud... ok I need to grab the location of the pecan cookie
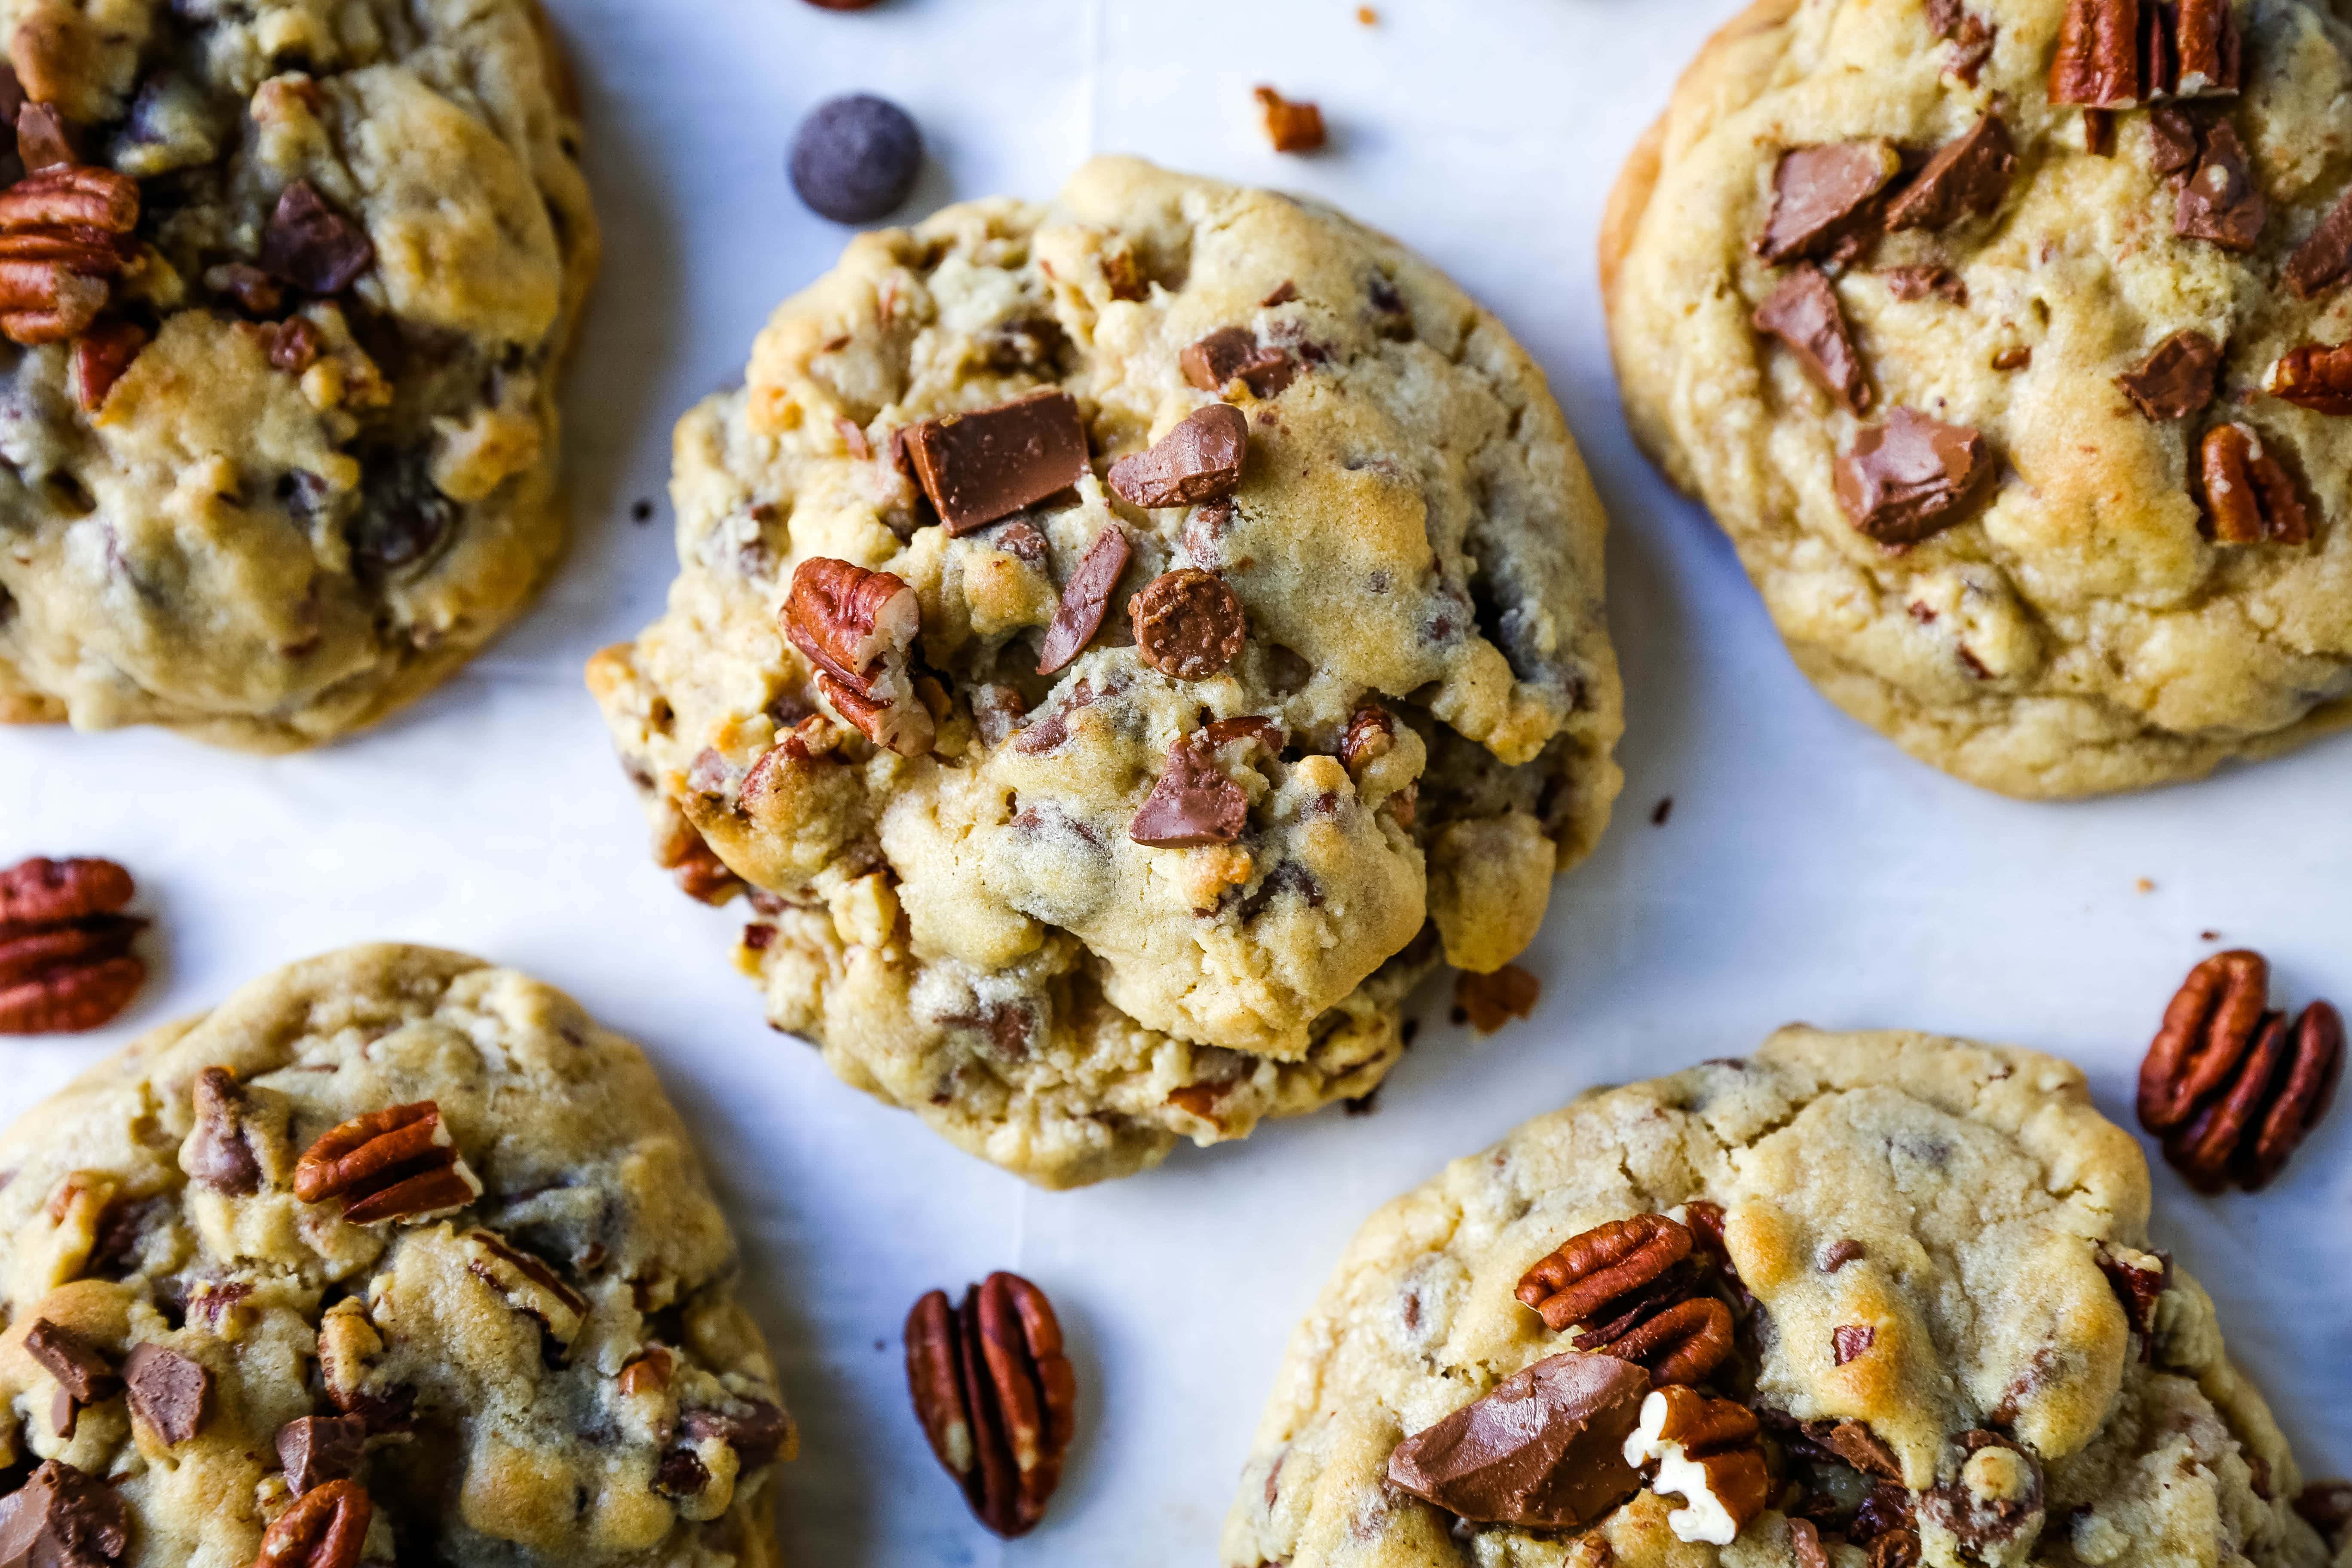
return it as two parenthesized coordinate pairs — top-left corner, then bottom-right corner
(0, 0), (597, 750)
(588, 156), (1623, 1188)
(0, 944), (787, 1567)
(1605, 0), (2352, 796)
(1225, 1028), (2330, 1568)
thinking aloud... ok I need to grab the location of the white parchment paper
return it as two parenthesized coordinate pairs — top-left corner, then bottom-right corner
(3, 1), (2346, 1562)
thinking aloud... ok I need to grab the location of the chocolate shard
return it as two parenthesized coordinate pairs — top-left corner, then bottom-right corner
(1129, 735), (1248, 848)
(1106, 404), (1249, 509)
(2175, 119), (2265, 251)
(1756, 141), (1901, 262)
(1180, 326), (1297, 398)
(278, 1414), (370, 1496)
(2116, 329), (2221, 419)
(1834, 407), (1995, 545)
(1752, 264), (1870, 413)
(0, 1461), (126, 1568)
(122, 1343), (210, 1446)
(1884, 113), (2016, 232)
(1035, 526), (1132, 676)
(1384, 1352), (1650, 1529)
(2285, 186), (2352, 300)
(903, 389), (1091, 536)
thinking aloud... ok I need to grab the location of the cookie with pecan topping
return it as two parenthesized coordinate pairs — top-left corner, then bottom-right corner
(0, 944), (786, 1568)
(1225, 1026), (2331, 1568)
(587, 156), (1623, 1186)
(0, 0), (597, 750)
(1605, 0), (2352, 797)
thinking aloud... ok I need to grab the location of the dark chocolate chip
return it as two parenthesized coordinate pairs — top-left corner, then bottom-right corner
(1035, 526), (1131, 676)
(0, 1461), (127, 1568)
(2285, 185), (2352, 299)
(260, 180), (376, 294)
(1106, 404), (1249, 509)
(680, 1399), (793, 1468)
(1752, 264), (1870, 413)
(2175, 119), (2265, 251)
(187, 1067), (261, 1194)
(1756, 141), (1899, 262)
(903, 389), (1090, 536)
(277, 1414), (369, 1496)
(348, 449), (457, 577)
(1130, 567), (1246, 681)
(24, 1320), (116, 1404)
(1834, 406), (1994, 545)
(1884, 113), (2015, 232)
(122, 1344), (209, 1445)
(788, 93), (922, 224)
(1179, 327), (1296, 398)
(2116, 328), (2220, 420)
(1384, 1352), (1649, 1529)
(1129, 735), (1248, 848)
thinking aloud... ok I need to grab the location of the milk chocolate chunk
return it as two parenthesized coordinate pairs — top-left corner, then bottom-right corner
(903, 389), (1090, 536)
(187, 1066), (262, 1194)
(2285, 186), (2352, 299)
(1180, 327), (1296, 398)
(1834, 407), (1994, 545)
(2116, 329), (2220, 419)
(1882, 265), (1965, 303)
(1129, 735), (1247, 848)
(1753, 265), (1870, 413)
(1130, 568), (1246, 681)
(1885, 113), (2016, 231)
(122, 1343), (209, 1445)
(1756, 141), (1900, 261)
(2175, 119), (2265, 251)
(2147, 105), (2201, 175)
(1106, 404), (1249, 509)
(0, 1461), (126, 1568)
(24, 1320), (115, 1403)
(1384, 1352), (1650, 1529)
(1035, 526), (1131, 676)
(279, 1414), (369, 1496)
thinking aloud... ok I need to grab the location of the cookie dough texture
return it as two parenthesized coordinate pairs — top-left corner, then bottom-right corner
(0, 0), (598, 749)
(589, 156), (1623, 1188)
(1606, 0), (2352, 796)
(1224, 1029), (2329, 1568)
(0, 944), (787, 1568)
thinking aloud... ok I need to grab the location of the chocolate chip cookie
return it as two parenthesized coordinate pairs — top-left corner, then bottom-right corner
(0, 944), (787, 1567)
(1605, 0), (2352, 797)
(0, 0), (597, 750)
(1225, 1027), (2330, 1567)
(588, 156), (1623, 1188)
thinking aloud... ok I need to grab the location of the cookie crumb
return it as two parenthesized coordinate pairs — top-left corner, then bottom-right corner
(631, 499), (655, 523)
(1357, 5), (1378, 21)
(1454, 965), (1540, 1034)
(1255, 86), (1327, 153)
(2136, 877), (2156, 894)
(1651, 796), (1673, 826)
(1344, 1087), (1381, 1117)
(1400, 1018), (1420, 1048)
(2200, 929), (2221, 941)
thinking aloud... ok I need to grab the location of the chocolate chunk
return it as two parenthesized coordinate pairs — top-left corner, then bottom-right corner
(0, 1461), (127, 1568)
(1107, 404), (1249, 509)
(982, 518), (1047, 562)
(1834, 407), (1994, 545)
(2116, 329), (2220, 419)
(1130, 568), (1246, 681)
(349, 450), (457, 577)
(1822, 1418), (1905, 1481)
(1752, 265), (1870, 413)
(681, 1399), (793, 1467)
(903, 390), (1090, 536)
(2285, 186), (2352, 299)
(1833, 1325), (1877, 1365)
(277, 1414), (369, 1496)
(1129, 735), (1248, 847)
(1885, 113), (2015, 231)
(2175, 119), (2264, 251)
(1180, 327), (1297, 398)
(1035, 527), (1130, 677)
(1384, 1352), (1649, 1529)
(187, 1066), (261, 1194)
(789, 93), (922, 223)
(653, 1448), (709, 1497)
(15, 101), (72, 171)
(1755, 141), (1900, 262)
(1882, 265), (1966, 304)
(2147, 105), (2201, 175)
(24, 1320), (115, 1403)
(122, 1344), (209, 1445)
(260, 181), (376, 295)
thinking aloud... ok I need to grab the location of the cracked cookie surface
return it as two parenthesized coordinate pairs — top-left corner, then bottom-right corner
(0, 943), (787, 1568)
(1605, 0), (2352, 797)
(0, 0), (597, 750)
(588, 156), (1622, 1188)
(1223, 1027), (2330, 1568)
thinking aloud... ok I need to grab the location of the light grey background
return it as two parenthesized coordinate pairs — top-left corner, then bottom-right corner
(2, 1), (2346, 1562)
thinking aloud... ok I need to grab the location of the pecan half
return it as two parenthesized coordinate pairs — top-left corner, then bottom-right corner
(1515, 1214), (1736, 1386)
(253, 1478), (371, 1568)
(2139, 951), (2344, 1191)
(0, 163), (138, 345)
(782, 557), (935, 756)
(1623, 1387), (1772, 1546)
(2196, 423), (2311, 546)
(2049, 0), (2141, 107)
(0, 854), (144, 1035)
(2268, 340), (2352, 415)
(1518, 1214), (1689, 1329)
(293, 1102), (481, 1223)
(904, 1272), (1077, 1538)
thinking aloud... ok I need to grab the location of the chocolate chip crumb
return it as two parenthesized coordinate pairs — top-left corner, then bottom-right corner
(1651, 797), (1673, 826)
(631, 500), (655, 523)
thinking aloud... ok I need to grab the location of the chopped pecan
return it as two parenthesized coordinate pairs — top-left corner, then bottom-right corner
(1453, 962), (1541, 1032)
(1623, 1387), (1772, 1546)
(2268, 340), (2352, 415)
(72, 319), (144, 410)
(2094, 1242), (2171, 1356)
(0, 163), (138, 345)
(1517, 1214), (1693, 1332)
(782, 557), (935, 755)
(617, 1346), (673, 1397)
(1253, 86), (1325, 153)
(1581, 1295), (1735, 1386)
(679, 1398), (794, 1468)
(460, 1227), (588, 1349)
(0, 854), (144, 1035)
(2171, 0), (2242, 95)
(1833, 1324), (1877, 1365)
(904, 1273), (1077, 1538)
(2049, 0), (2141, 106)
(2139, 950), (2343, 1190)
(253, 1478), (371, 1568)
(2196, 423), (2311, 545)
(1339, 706), (1395, 777)
(293, 1101), (481, 1223)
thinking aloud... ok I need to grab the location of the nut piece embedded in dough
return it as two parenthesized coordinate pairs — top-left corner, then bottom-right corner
(782, 557), (936, 755)
(292, 1102), (482, 1224)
